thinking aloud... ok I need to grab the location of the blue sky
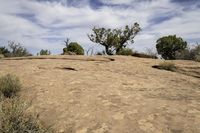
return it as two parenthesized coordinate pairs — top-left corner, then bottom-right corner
(0, 0), (200, 54)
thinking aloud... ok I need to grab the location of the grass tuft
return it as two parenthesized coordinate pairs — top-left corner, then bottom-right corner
(0, 74), (21, 98)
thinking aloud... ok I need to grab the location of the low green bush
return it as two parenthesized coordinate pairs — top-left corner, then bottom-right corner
(0, 74), (21, 98)
(0, 47), (10, 57)
(117, 48), (134, 56)
(0, 98), (52, 133)
(63, 42), (84, 55)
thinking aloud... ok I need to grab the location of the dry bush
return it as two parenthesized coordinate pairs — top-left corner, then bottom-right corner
(0, 74), (21, 98)
(0, 98), (52, 133)
(0, 54), (4, 59)
(157, 62), (176, 71)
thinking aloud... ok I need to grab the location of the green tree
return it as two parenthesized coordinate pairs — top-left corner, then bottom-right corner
(156, 35), (187, 60)
(0, 47), (10, 56)
(39, 49), (51, 55)
(63, 42), (84, 55)
(88, 23), (141, 55)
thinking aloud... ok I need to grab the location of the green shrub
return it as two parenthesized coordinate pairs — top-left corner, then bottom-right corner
(0, 74), (21, 98)
(63, 42), (84, 55)
(190, 45), (200, 58)
(117, 48), (134, 56)
(0, 47), (10, 57)
(39, 49), (51, 55)
(0, 98), (52, 133)
(157, 62), (176, 71)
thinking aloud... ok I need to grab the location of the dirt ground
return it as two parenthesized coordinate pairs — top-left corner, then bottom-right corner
(0, 55), (200, 133)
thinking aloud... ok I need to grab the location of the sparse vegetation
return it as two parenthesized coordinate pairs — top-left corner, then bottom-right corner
(0, 74), (21, 98)
(156, 35), (187, 60)
(175, 44), (200, 62)
(63, 42), (84, 55)
(88, 23), (141, 55)
(1, 41), (32, 57)
(175, 48), (191, 60)
(192, 45), (200, 62)
(0, 74), (52, 133)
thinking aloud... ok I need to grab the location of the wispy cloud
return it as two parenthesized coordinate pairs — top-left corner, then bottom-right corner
(0, 0), (199, 54)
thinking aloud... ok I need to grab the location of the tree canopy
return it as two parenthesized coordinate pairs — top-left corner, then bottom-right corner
(88, 23), (141, 55)
(156, 35), (187, 60)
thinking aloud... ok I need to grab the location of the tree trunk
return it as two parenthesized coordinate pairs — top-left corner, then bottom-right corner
(116, 46), (124, 54)
(105, 46), (112, 55)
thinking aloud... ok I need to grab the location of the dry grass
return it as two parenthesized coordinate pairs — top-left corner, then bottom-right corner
(2, 55), (114, 62)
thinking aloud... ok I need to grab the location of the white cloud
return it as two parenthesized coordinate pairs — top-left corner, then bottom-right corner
(0, 0), (199, 54)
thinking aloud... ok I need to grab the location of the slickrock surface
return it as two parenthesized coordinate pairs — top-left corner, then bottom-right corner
(0, 55), (200, 133)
